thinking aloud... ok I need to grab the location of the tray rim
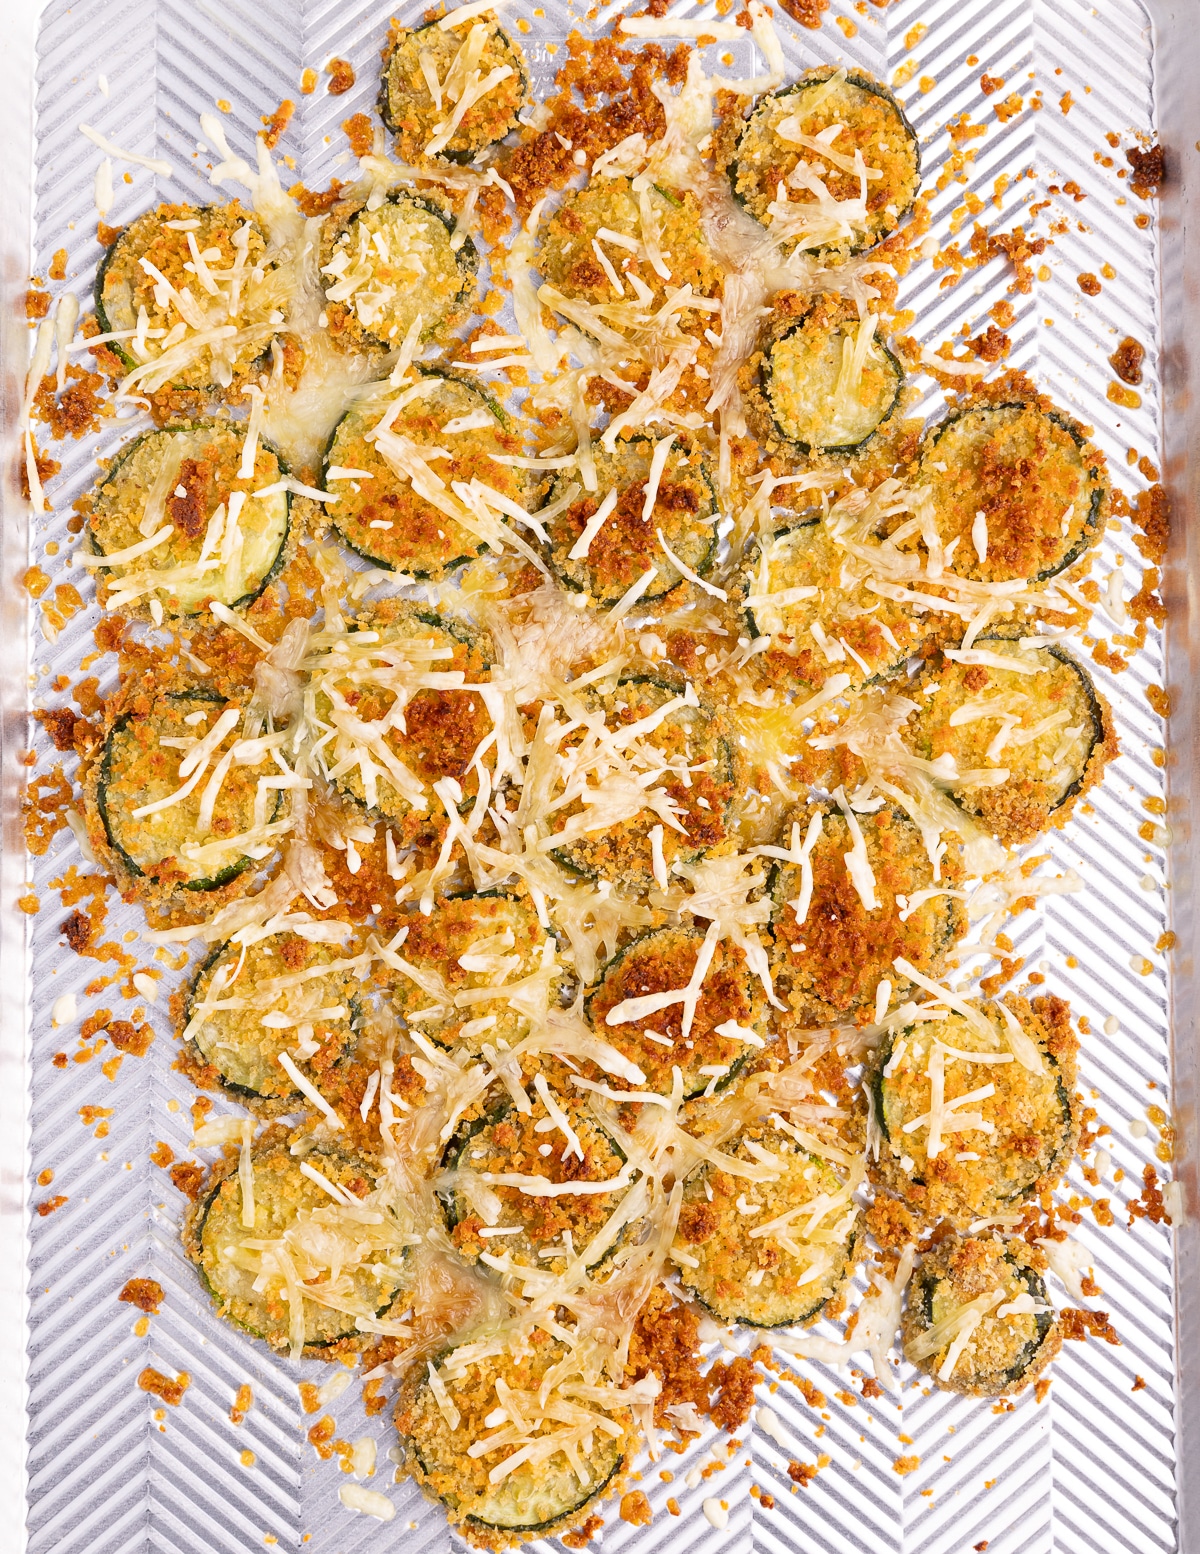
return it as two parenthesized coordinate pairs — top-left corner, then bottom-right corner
(0, 0), (1187, 1549)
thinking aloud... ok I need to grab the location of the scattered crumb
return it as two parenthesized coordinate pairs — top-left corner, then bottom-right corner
(118, 1278), (163, 1314)
(137, 1367), (191, 1405)
(619, 1491), (653, 1526)
(327, 58), (355, 95)
(1061, 1309), (1121, 1345)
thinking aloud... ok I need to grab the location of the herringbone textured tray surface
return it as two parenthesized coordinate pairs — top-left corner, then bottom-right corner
(24, 0), (1171, 1549)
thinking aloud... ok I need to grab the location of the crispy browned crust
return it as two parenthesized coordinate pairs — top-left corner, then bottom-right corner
(740, 290), (902, 461)
(969, 680), (1118, 846)
(771, 802), (967, 1029)
(91, 493), (312, 628)
(79, 682), (268, 918)
(183, 1122), (389, 1362)
(393, 1348), (632, 1549)
(901, 1234), (1061, 1397)
(869, 994), (1080, 1229)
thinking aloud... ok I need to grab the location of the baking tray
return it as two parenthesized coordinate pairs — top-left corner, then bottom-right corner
(0, 0), (1189, 1548)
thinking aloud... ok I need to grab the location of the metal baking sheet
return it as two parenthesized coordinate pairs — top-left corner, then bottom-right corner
(0, 0), (1187, 1549)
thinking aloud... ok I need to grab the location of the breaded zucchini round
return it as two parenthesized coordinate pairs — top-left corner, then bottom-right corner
(323, 373), (526, 577)
(741, 519), (930, 692)
(441, 1092), (632, 1271)
(538, 177), (723, 316)
(396, 1333), (628, 1536)
(187, 1140), (409, 1354)
(915, 401), (1105, 582)
(391, 891), (565, 1052)
(870, 995), (1078, 1225)
(88, 685), (279, 898)
(183, 933), (361, 1112)
(676, 1121), (859, 1326)
(769, 802), (966, 1028)
(550, 676), (737, 891)
(587, 926), (769, 1100)
(730, 69), (920, 260)
(749, 293), (903, 455)
(88, 422), (291, 617)
(320, 193), (477, 353)
(313, 608), (492, 828)
(94, 201), (281, 389)
(902, 635), (1116, 845)
(381, 16), (530, 164)
(541, 436), (718, 607)
(902, 1235), (1060, 1396)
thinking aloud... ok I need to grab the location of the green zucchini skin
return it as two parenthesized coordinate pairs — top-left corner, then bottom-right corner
(869, 998), (1078, 1226)
(676, 1123), (859, 1327)
(902, 631), (1114, 846)
(321, 370), (517, 578)
(322, 193), (478, 353)
(396, 1336), (627, 1533)
(684, 1238), (857, 1330)
(183, 936), (363, 1111)
(190, 1142), (406, 1353)
(740, 518), (930, 693)
(438, 1094), (631, 1270)
(762, 303), (904, 455)
(408, 1427), (623, 1536)
(93, 237), (138, 374)
(903, 1236), (1059, 1395)
(380, 19), (530, 164)
(729, 68), (920, 260)
(87, 422), (292, 616)
(917, 402), (1105, 584)
(457, 1457), (624, 1536)
(548, 675), (737, 891)
(585, 924), (763, 1102)
(96, 687), (282, 893)
(539, 435), (719, 608)
(93, 203), (276, 387)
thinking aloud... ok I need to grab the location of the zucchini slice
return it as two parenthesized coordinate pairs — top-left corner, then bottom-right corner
(381, 17), (530, 164)
(538, 176), (723, 318)
(901, 1235), (1060, 1396)
(440, 1092), (633, 1271)
(769, 801), (966, 1028)
(914, 401), (1106, 582)
(550, 675), (737, 891)
(94, 201), (280, 390)
(902, 634), (1116, 846)
(188, 1140), (410, 1354)
(870, 995), (1078, 1226)
(676, 1121), (859, 1327)
(322, 372), (526, 578)
(320, 193), (477, 353)
(184, 933), (361, 1111)
(729, 68), (920, 261)
(311, 606), (493, 828)
(740, 519), (931, 692)
(390, 891), (565, 1052)
(541, 435), (719, 607)
(396, 1333), (628, 1534)
(91, 686), (281, 896)
(87, 422), (290, 618)
(753, 293), (903, 454)
(586, 925), (769, 1101)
